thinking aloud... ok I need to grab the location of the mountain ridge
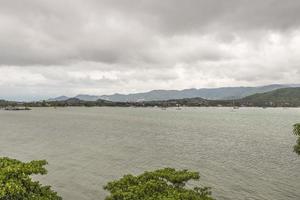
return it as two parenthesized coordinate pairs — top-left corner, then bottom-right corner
(47, 84), (297, 102)
(2, 87), (300, 107)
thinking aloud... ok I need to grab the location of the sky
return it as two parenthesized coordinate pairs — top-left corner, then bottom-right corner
(1, 0), (300, 101)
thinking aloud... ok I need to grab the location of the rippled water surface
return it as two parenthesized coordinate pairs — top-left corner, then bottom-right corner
(0, 107), (299, 200)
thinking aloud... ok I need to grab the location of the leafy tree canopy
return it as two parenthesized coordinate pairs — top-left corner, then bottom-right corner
(104, 168), (214, 200)
(0, 157), (61, 200)
(293, 123), (300, 155)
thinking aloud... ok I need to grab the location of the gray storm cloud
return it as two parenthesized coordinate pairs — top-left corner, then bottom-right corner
(0, 0), (300, 100)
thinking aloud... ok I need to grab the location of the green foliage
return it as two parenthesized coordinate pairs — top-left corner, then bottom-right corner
(293, 123), (300, 155)
(0, 157), (61, 200)
(104, 168), (214, 200)
(241, 87), (300, 107)
(293, 123), (300, 136)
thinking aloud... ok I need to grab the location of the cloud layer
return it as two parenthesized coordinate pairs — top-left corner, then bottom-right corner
(1, 0), (300, 100)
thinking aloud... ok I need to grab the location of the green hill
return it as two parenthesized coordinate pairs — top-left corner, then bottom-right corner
(239, 87), (300, 107)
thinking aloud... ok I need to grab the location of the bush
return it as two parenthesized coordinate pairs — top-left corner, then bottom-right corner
(0, 157), (61, 200)
(104, 168), (214, 200)
(293, 123), (300, 155)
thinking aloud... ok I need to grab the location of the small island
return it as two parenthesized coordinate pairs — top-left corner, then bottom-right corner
(3, 106), (31, 111)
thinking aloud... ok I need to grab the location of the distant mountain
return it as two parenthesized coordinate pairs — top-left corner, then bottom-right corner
(4, 87), (300, 107)
(288, 84), (300, 87)
(47, 84), (297, 102)
(99, 84), (289, 102)
(74, 94), (100, 101)
(141, 87), (300, 107)
(47, 96), (69, 101)
(238, 87), (300, 107)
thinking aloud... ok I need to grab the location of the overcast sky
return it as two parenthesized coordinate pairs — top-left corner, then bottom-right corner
(1, 0), (300, 100)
